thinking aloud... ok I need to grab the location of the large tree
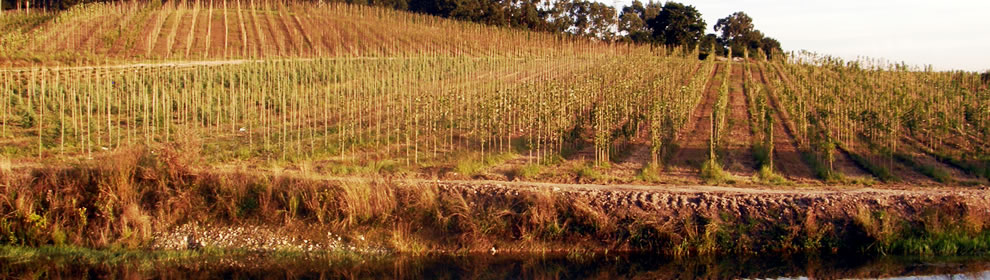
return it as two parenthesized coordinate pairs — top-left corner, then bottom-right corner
(565, 0), (616, 41)
(715, 11), (783, 58)
(618, 0), (661, 43)
(646, 2), (706, 48)
(714, 12), (754, 44)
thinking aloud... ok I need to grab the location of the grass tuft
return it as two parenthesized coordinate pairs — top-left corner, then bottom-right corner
(755, 166), (788, 185)
(700, 159), (730, 184)
(635, 163), (662, 183)
(572, 161), (603, 182)
(515, 163), (543, 180)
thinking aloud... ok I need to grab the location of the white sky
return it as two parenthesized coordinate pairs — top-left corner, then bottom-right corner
(602, 0), (990, 72)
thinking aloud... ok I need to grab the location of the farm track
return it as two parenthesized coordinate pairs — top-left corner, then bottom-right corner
(667, 63), (723, 178)
(768, 63), (875, 180)
(752, 64), (817, 181)
(724, 64), (756, 176)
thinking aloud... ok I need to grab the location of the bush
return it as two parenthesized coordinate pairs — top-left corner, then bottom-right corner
(756, 166), (787, 185)
(700, 159), (729, 184)
(515, 163), (543, 179)
(572, 162), (602, 182)
(636, 163), (661, 183)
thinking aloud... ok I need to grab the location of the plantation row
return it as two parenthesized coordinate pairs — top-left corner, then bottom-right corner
(0, 52), (713, 169)
(0, 1), (665, 64)
(766, 52), (990, 182)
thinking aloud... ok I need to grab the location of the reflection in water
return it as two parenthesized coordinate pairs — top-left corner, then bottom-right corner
(1, 251), (989, 279)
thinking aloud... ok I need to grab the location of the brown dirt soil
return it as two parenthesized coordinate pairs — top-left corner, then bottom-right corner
(150, 11), (177, 58)
(752, 64), (818, 182)
(172, 12), (195, 59)
(292, 14), (316, 55)
(261, 11), (285, 57)
(234, 7), (254, 58)
(188, 8), (212, 58)
(430, 179), (990, 225)
(130, 9), (163, 57)
(724, 64), (756, 176)
(602, 64), (706, 183)
(667, 64), (722, 179)
(610, 142), (653, 180)
(107, 8), (147, 57)
(275, 11), (302, 55)
(208, 8), (226, 58)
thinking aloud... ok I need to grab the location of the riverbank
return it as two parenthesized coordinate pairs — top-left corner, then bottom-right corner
(3, 245), (990, 279)
(2, 148), (990, 258)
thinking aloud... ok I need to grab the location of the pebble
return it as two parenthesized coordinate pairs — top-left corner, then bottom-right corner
(151, 223), (388, 255)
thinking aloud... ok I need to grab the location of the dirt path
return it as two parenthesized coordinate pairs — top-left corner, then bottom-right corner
(752, 64), (817, 182)
(129, 164), (979, 198)
(724, 64), (756, 176)
(667, 63), (723, 179)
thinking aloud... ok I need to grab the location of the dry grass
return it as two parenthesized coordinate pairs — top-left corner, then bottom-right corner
(0, 148), (988, 257)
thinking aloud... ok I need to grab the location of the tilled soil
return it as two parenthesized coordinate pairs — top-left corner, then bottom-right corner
(724, 65), (756, 176)
(667, 64), (723, 178)
(752, 65), (818, 181)
(434, 179), (990, 221)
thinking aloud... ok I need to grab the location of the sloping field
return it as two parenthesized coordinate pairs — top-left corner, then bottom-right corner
(0, 1), (986, 189)
(0, 2), (606, 66)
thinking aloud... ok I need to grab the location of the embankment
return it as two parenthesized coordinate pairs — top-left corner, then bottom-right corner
(1, 148), (989, 257)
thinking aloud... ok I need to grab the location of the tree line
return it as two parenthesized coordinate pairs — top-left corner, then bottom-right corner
(1, 0), (783, 58)
(359, 0), (783, 58)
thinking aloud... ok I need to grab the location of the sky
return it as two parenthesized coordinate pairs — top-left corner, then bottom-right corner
(600, 0), (990, 72)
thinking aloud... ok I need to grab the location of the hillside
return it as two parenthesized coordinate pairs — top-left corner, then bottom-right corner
(0, 1), (989, 263)
(0, 2), (987, 186)
(0, 1), (616, 66)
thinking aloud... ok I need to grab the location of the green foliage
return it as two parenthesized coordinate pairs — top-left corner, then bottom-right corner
(755, 165), (787, 185)
(454, 152), (514, 177)
(515, 163), (543, 180)
(646, 2), (706, 48)
(700, 159), (729, 184)
(932, 152), (989, 180)
(635, 163), (661, 183)
(801, 150), (841, 182)
(572, 161), (602, 182)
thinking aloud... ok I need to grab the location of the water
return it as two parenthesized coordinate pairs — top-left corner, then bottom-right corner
(2, 252), (989, 279)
